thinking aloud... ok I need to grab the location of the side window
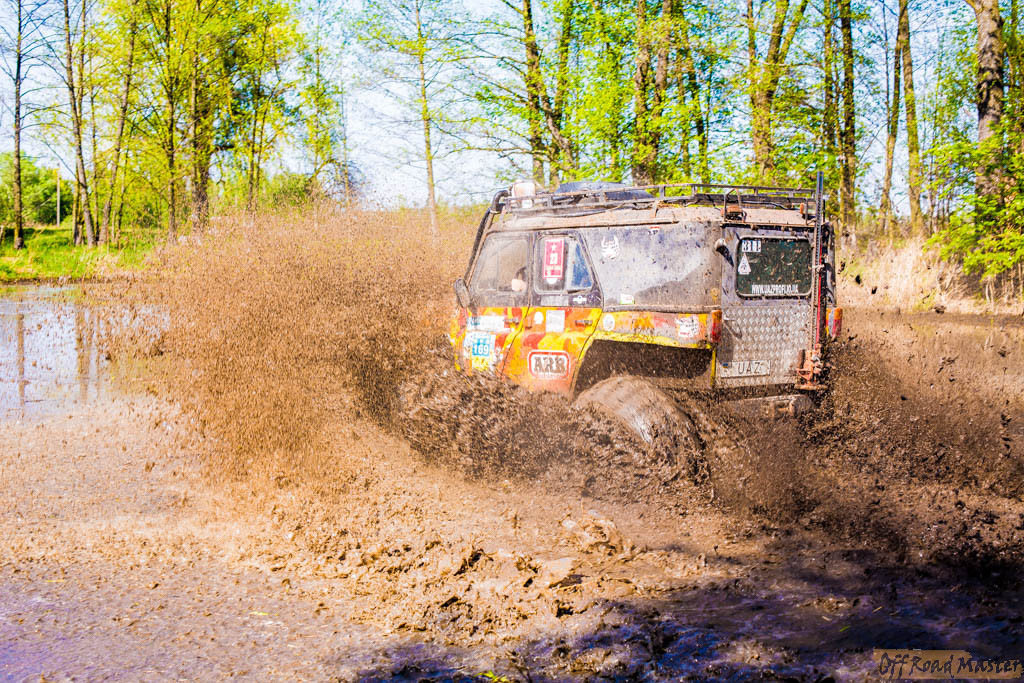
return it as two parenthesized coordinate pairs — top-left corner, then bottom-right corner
(470, 234), (530, 305)
(535, 235), (593, 292)
(568, 242), (593, 290)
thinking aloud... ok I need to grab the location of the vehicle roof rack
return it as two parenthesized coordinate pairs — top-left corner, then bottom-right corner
(504, 181), (817, 215)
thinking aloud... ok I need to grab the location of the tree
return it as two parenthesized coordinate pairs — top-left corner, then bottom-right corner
(0, 154), (70, 225)
(631, 0), (673, 186)
(184, 0), (218, 233)
(360, 0), (467, 236)
(879, 0), (901, 239)
(520, 0), (545, 182)
(675, 4), (720, 183)
(745, 0), (810, 181)
(897, 0), (924, 235)
(837, 0), (856, 232)
(100, 0), (138, 244)
(4, 0), (27, 246)
(234, 1), (299, 213)
(60, 0), (96, 245)
(137, 0), (188, 241)
(965, 0), (1006, 204)
(1, 0), (50, 247)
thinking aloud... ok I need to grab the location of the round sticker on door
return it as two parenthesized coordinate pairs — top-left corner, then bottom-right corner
(601, 313), (615, 331)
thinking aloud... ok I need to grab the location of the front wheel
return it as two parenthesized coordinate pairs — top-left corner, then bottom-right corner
(573, 376), (703, 473)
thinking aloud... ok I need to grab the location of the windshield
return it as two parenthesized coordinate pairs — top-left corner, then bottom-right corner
(580, 224), (713, 308)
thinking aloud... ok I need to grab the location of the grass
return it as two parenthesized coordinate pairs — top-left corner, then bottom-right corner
(0, 221), (156, 282)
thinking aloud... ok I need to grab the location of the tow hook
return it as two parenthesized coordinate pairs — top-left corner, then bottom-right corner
(795, 347), (824, 390)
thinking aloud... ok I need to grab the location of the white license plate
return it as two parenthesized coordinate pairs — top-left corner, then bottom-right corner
(718, 359), (771, 377)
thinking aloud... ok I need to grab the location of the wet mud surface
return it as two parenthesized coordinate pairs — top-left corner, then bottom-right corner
(2, 220), (1024, 680)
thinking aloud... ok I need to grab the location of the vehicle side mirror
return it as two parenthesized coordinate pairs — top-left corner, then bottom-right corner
(453, 278), (471, 308)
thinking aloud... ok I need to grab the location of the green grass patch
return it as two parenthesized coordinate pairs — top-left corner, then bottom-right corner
(0, 222), (156, 281)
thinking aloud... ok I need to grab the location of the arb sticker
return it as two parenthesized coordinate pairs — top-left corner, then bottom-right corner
(543, 238), (565, 284)
(528, 350), (570, 379)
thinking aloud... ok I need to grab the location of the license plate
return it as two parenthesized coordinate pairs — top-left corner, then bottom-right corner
(718, 359), (770, 377)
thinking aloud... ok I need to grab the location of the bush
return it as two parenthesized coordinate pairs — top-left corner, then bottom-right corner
(0, 154), (72, 229)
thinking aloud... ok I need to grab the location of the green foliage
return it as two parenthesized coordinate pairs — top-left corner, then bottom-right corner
(4, 0), (1022, 299)
(0, 155), (72, 229)
(929, 136), (1024, 280)
(924, 6), (1024, 286)
(0, 223), (152, 281)
(263, 171), (313, 207)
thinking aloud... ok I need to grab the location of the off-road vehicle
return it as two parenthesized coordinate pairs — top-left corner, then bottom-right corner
(449, 175), (842, 443)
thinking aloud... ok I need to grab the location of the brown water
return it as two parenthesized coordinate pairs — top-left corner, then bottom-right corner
(0, 286), (108, 421)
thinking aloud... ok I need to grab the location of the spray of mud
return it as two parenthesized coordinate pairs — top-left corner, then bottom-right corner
(101, 207), (1024, 665)
(111, 208), (1024, 542)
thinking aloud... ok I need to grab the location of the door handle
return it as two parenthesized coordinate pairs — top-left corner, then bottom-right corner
(505, 316), (521, 326)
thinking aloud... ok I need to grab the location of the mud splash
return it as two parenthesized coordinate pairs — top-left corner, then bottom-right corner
(396, 353), (708, 508)
(84, 208), (1024, 678)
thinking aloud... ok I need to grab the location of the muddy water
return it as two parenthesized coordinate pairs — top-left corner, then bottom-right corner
(848, 307), (1024, 411)
(0, 286), (108, 421)
(3, 285), (1024, 680)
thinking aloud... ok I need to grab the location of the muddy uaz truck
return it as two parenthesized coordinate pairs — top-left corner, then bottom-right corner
(449, 175), (841, 444)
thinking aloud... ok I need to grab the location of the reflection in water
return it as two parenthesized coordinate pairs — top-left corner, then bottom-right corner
(1, 288), (107, 420)
(16, 312), (25, 407)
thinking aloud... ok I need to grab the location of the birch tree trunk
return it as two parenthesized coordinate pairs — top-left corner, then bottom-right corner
(12, 0), (25, 249)
(62, 0), (96, 246)
(414, 0), (439, 237)
(966, 0), (1007, 204)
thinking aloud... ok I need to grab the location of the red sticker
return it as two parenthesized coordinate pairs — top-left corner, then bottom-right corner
(542, 238), (565, 283)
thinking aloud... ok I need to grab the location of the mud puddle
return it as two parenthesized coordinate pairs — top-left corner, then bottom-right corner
(0, 286), (110, 421)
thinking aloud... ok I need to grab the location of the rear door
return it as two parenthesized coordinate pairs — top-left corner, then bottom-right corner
(716, 228), (814, 388)
(503, 232), (602, 394)
(456, 232), (532, 376)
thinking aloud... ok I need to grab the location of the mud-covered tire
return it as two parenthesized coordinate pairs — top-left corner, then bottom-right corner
(574, 376), (701, 468)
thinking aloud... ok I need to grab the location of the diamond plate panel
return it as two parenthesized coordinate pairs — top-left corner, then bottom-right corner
(716, 304), (811, 387)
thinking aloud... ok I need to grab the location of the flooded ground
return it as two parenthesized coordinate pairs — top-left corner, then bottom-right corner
(0, 287), (107, 421)
(2, 251), (1023, 680)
